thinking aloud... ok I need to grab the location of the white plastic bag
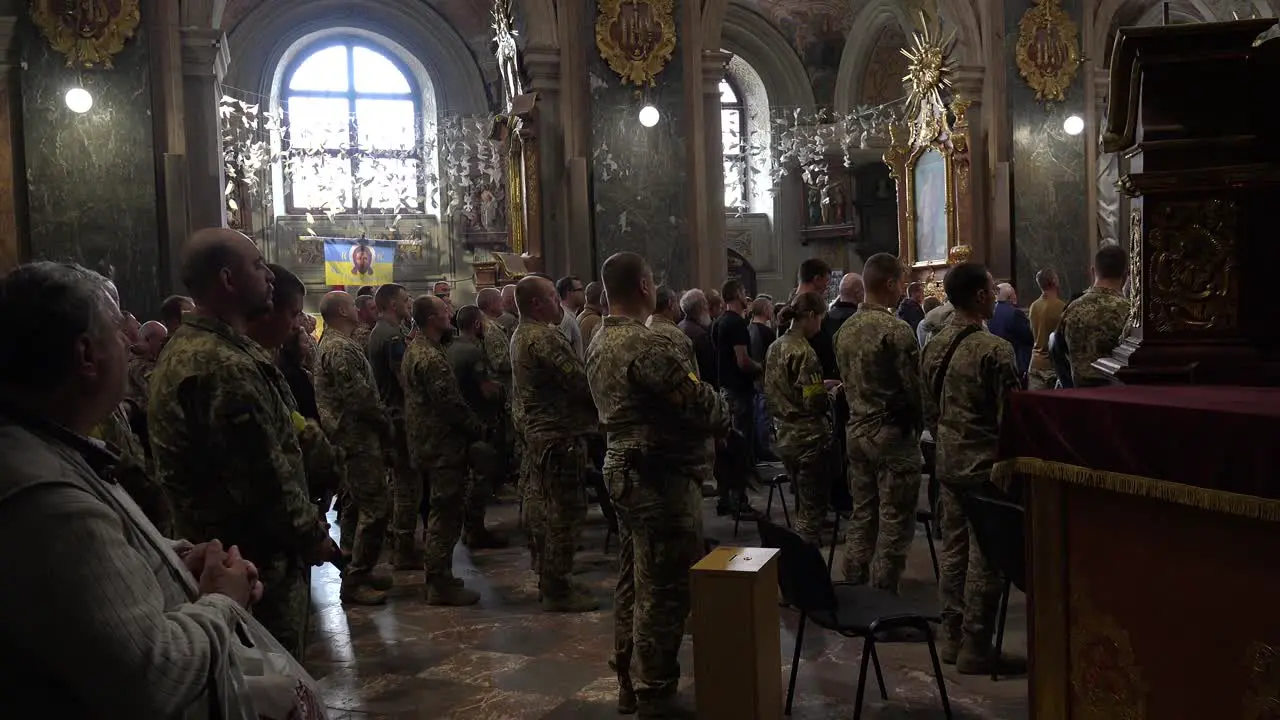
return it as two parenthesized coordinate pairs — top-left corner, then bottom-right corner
(225, 607), (330, 720)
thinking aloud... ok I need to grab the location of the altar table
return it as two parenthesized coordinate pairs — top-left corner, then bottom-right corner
(995, 386), (1280, 719)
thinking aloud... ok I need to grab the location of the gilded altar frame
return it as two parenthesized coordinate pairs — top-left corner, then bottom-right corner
(884, 97), (974, 272)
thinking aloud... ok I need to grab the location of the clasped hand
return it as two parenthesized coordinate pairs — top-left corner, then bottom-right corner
(182, 539), (264, 609)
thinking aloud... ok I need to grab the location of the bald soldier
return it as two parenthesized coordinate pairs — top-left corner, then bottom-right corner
(477, 287), (516, 481)
(148, 229), (336, 657)
(510, 275), (599, 612)
(315, 291), (395, 606)
(835, 253), (925, 594)
(577, 281), (606, 351)
(402, 294), (486, 606)
(498, 284), (519, 336)
(352, 294), (378, 350)
(587, 252), (730, 718)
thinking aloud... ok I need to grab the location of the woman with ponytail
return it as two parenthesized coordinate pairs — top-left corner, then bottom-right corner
(763, 292), (835, 544)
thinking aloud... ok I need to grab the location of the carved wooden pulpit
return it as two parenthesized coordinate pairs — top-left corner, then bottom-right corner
(1097, 19), (1280, 385)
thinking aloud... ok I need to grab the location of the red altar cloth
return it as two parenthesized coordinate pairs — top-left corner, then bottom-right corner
(1000, 386), (1280, 500)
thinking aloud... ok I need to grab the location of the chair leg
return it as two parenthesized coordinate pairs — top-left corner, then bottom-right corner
(924, 519), (940, 581)
(733, 513), (741, 539)
(868, 640), (888, 700)
(853, 633), (874, 720)
(779, 487), (791, 528)
(922, 621), (953, 719)
(993, 579), (1012, 681)
(826, 514), (841, 571)
(785, 612), (807, 716)
(766, 485), (776, 519)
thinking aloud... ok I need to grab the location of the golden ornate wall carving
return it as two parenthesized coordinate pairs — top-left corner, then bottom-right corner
(1127, 208), (1143, 330)
(31, 0), (142, 69)
(596, 0), (676, 87)
(1146, 199), (1239, 333)
(1244, 641), (1280, 719)
(1015, 0), (1081, 102)
(1070, 590), (1148, 719)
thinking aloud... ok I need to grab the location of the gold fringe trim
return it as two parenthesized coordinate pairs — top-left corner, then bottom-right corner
(992, 457), (1280, 523)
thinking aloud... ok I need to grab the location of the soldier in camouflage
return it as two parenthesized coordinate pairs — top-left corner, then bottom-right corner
(367, 283), (420, 568)
(316, 290), (395, 606)
(1060, 244), (1130, 388)
(402, 294), (486, 606)
(647, 286), (708, 560)
(511, 275), (599, 612)
(578, 281), (606, 351)
(91, 402), (174, 536)
(149, 229), (337, 658)
(447, 305), (508, 549)
(587, 252), (730, 719)
(835, 253), (925, 593)
(352, 293), (377, 350)
(921, 262), (1026, 676)
(125, 321), (166, 409)
(764, 292), (834, 546)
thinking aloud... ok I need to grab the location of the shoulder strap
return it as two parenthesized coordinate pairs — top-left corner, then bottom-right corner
(932, 325), (983, 401)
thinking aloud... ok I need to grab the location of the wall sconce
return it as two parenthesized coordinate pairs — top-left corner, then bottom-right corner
(638, 104), (660, 128)
(1063, 114), (1084, 136)
(65, 87), (93, 113)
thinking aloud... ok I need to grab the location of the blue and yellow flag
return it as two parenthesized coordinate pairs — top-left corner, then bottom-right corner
(321, 238), (395, 286)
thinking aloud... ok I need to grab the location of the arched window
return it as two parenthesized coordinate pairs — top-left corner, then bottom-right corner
(283, 40), (424, 213)
(720, 78), (748, 210)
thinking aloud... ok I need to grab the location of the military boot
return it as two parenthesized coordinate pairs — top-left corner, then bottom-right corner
(939, 617), (963, 664)
(365, 572), (395, 591)
(637, 694), (696, 719)
(340, 580), (387, 606)
(955, 635), (1027, 676)
(425, 580), (480, 606)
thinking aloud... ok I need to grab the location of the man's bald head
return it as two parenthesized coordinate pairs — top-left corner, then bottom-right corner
(839, 273), (865, 304)
(996, 282), (1017, 304)
(138, 320), (168, 359)
(319, 290), (355, 324)
(601, 252), (655, 315)
(515, 275), (558, 324)
(585, 281), (604, 308)
(476, 287), (503, 317)
(179, 227), (273, 317)
(501, 284), (516, 312)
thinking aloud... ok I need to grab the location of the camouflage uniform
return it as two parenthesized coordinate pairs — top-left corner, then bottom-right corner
(577, 306), (604, 352)
(446, 334), (502, 540)
(482, 316), (516, 483)
(921, 317), (1021, 661)
(316, 329), (391, 581)
(511, 319), (597, 602)
(1060, 286), (1130, 388)
(149, 314), (329, 657)
(646, 314), (708, 557)
(497, 310), (519, 338)
(368, 318), (419, 558)
(763, 330), (831, 546)
(402, 334), (484, 590)
(586, 316), (730, 709)
(834, 303), (924, 592)
(124, 354), (155, 409)
(91, 403), (174, 537)
(351, 321), (374, 351)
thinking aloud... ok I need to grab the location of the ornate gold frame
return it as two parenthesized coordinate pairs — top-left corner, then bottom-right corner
(1015, 0), (1081, 103)
(595, 0), (677, 87)
(30, 0), (142, 69)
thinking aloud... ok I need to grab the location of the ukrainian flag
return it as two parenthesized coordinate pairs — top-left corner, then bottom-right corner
(322, 238), (396, 286)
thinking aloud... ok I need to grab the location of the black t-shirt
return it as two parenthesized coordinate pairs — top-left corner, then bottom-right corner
(712, 311), (754, 393)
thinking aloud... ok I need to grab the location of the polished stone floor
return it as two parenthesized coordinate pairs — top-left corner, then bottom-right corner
(304, 480), (1029, 719)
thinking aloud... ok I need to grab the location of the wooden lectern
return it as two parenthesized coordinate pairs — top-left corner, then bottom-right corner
(690, 546), (782, 719)
(1098, 19), (1280, 385)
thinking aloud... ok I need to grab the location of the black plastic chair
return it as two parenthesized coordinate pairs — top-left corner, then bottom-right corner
(824, 506), (939, 581)
(734, 470), (791, 537)
(962, 491), (1026, 681)
(759, 519), (952, 719)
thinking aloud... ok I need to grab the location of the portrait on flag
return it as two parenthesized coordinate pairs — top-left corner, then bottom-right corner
(321, 238), (396, 286)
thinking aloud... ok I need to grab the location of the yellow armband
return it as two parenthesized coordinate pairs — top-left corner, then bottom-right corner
(291, 411), (307, 433)
(801, 383), (825, 398)
(688, 372), (700, 384)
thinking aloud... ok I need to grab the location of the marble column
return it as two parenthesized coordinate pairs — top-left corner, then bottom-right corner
(700, 50), (731, 293)
(0, 13), (24, 272)
(181, 28), (229, 233)
(525, 44), (570, 278)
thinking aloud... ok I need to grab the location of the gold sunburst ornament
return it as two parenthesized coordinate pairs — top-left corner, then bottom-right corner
(900, 15), (957, 147)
